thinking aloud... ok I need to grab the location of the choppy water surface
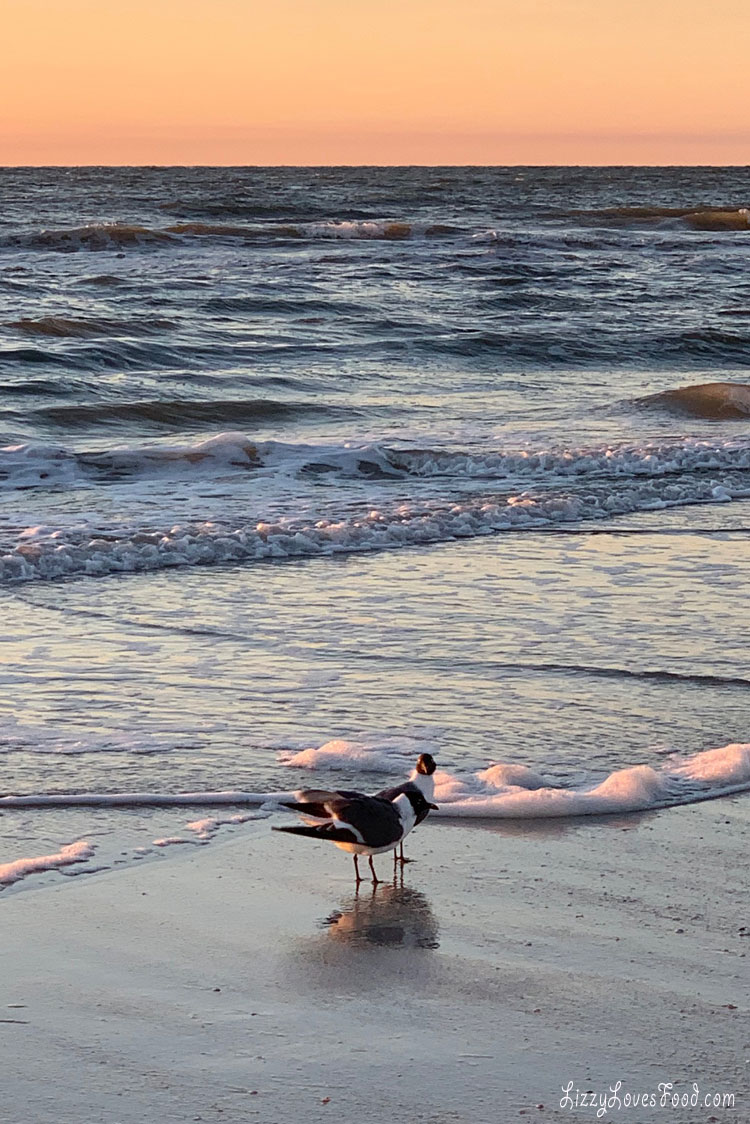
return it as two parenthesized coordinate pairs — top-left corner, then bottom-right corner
(1, 166), (749, 889)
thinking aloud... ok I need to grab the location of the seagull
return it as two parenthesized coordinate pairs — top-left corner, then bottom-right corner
(273, 784), (438, 885)
(377, 752), (437, 865)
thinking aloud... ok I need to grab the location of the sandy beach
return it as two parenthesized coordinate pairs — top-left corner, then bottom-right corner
(3, 165), (750, 1124)
(4, 800), (747, 1124)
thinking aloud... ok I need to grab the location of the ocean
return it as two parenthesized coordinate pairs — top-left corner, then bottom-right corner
(1, 165), (749, 890)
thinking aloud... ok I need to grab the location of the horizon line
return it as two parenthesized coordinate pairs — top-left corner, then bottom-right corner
(2, 162), (750, 170)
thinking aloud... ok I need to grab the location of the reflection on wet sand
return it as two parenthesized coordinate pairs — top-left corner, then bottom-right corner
(321, 881), (440, 950)
(286, 877), (441, 995)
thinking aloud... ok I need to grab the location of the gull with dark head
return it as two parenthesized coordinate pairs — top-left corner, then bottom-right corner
(273, 759), (438, 884)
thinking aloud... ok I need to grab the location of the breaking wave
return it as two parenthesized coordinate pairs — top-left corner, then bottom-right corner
(2, 431), (750, 491)
(432, 741), (750, 817)
(165, 219), (438, 240)
(3, 224), (175, 252)
(635, 381), (750, 419)
(3, 210), (746, 259)
(384, 437), (750, 480)
(568, 205), (750, 231)
(1, 440), (749, 582)
(0, 432), (263, 490)
(296, 220), (457, 240)
(1, 219), (458, 254)
(277, 736), (750, 816)
(2, 739), (748, 819)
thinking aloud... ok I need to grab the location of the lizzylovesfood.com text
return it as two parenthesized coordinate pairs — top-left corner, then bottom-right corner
(560, 1081), (736, 1118)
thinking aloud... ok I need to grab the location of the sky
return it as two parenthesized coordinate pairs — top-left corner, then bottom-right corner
(2, 0), (748, 165)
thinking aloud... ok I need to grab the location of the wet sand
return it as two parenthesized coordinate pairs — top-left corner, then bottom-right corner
(4, 801), (748, 1124)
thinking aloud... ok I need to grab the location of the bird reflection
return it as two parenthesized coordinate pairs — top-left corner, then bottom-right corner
(320, 879), (439, 950)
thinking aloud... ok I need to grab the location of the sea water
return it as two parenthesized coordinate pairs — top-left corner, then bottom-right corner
(1, 166), (749, 889)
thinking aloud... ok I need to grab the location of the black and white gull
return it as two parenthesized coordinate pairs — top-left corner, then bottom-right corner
(377, 752), (437, 865)
(273, 772), (437, 884)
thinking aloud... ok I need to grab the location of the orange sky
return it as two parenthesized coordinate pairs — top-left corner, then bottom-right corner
(2, 0), (748, 165)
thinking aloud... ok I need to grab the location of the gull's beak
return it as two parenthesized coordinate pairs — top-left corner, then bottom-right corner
(428, 803), (439, 810)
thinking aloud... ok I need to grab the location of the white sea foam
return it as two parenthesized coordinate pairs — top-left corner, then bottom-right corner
(0, 432), (261, 491)
(429, 742), (750, 817)
(305, 220), (414, 240)
(476, 763), (548, 789)
(2, 468), (747, 583)
(0, 840), (95, 885)
(388, 438), (750, 481)
(279, 735), (438, 773)
(2, 432), (750, 583)
(430, 764), (673, 817)
(185, 812), (268, 840)
(1, 741), (748, 818)
(3, 433), (750, 491)
(671, 741), (750, 785)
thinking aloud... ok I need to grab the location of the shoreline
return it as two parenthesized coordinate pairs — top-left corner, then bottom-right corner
(4, 798), (748, 1123)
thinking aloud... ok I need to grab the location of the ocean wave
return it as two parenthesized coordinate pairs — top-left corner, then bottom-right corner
(671, 329), (750, 362)
(404, 326), (750, 365)
(0, 379), (73, 397)
(14, 323), (748, 369)
(1, 464), (747, 582)
(432, 742), (750, 816)
(6, 315), (175, 339)
(24, 398), (352, 431)
(386, 437), (750, 481)
(74, 274), (127, 287)
(203, 293), (368, 317)
(2, 432), (750, 492)
(0, 338), (209, 373)
(434, 661), (750, 690)
(166, 219), (455, 241)
(279, 736), (750, 816)
(1, 740), (748, 819)
(3, 211), (745, 259)
(0, 347), (64, 366)
(280, 734), (438, 773)
(566, 205), (750, 231)
(165, 221), (292, 239)
(683, 209), (750, 231)
(0, 432), (262, 490)
(304, 220), (443, 240)
(1, 218), (459, 254)
(2, 224), (174, 252)
(636, 381), (750, 419)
